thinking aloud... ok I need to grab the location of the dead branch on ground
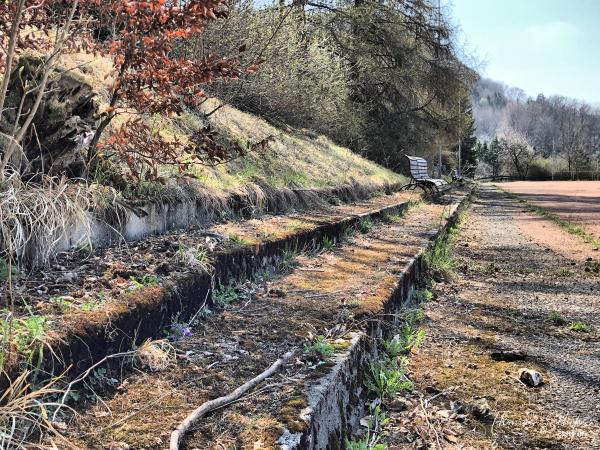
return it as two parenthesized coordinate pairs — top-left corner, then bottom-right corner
(169, 349), (295, 450)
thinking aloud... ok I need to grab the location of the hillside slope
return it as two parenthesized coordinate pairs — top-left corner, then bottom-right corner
(61, 52), (404, 200)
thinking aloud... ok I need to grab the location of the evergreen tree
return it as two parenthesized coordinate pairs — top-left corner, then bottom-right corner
(481, 137), (501, 177)
(453, 99), (478, 176)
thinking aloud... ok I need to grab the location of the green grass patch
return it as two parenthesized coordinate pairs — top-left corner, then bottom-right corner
(423, 215), (463, 279)
(303, 335), (334, 361)
(320, 236), (336, 252)
(228, 234), (252, 247)
(568, 321), (592, 333)
(546, 310), (567, 326)
(130, 274), (160, 289)
(554, 268), (574, 277)
(357, 217), (374, 234)
(365, 359), (413, 398)
(214, 285), (239, 307)
(0, 309), (48, 370)
(413, 288), (433, 303)
(345, 403), (389, 450)
(383, 325), (426, 358)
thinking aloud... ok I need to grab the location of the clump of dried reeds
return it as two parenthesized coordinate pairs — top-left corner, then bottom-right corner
(0, 170), (92, 268)
(0, 371), (69, 449)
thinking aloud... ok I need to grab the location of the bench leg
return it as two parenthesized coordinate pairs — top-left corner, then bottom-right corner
(415, 181), (431, 195)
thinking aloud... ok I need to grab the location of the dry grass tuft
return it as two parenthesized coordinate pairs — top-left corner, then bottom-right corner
(135, 339), (176, 372)
(0, 170), (92, 267)
(0, 371), (69, 449)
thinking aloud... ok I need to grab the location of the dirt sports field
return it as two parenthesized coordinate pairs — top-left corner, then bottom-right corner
(500, 181), (600, 239)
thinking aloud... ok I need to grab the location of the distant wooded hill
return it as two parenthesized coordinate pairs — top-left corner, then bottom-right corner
(471, 78), (600, 179)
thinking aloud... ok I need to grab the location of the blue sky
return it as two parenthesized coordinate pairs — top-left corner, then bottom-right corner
(451, 0), (600, 103)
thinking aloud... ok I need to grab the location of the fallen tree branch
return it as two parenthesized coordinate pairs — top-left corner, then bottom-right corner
(169, 350), (295, 450)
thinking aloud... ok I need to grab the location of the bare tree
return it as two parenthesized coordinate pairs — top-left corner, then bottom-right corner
(497, 127), (536, 179)
(0, 0), (81, 179)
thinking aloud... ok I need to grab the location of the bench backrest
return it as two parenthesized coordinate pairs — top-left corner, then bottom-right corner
(406, 156), (430, 180)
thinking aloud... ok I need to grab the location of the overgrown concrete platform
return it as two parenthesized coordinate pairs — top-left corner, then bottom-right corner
(66, 188), (470, 449)
(4, 190), (421, 386)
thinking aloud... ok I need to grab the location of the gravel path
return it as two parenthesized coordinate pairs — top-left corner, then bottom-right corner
(408, 184), (600, 449)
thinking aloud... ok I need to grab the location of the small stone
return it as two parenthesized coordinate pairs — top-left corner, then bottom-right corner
(105, 442), (130, 450)
(387, 397), (412, 412)
(58, 272), (77, 282)
(490, 349), (527, 362)
(155, 262), (171, 275)
(466, 362), (478, 369)
(519, 368), (543, 387)
(270, 288), (287, 298)
(467, 398), (493, 422)
(436, 409), (453, 419)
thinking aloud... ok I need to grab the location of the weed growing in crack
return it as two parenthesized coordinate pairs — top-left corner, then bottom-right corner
(546, 310), (566, 326)
(214, 285), (238, 307)
(228, 233), (251, 246)
(365, 359), (413, 399)
(303, 335), (334, 361)
(341, 223), (357, 242)
(175, 243), (211, 271)
(383, 326), (425, 358)
(130, 274), (160, 290)
(79, 300), (99, 312)
(382, 212), (402, 224)
(342, 298), (361, 309)
(50, 296), (73, 312)
(358, 217), (374, 234)
(345, 403), (389, 450)
(401, 324), (426, 351)
(403, 307), (425, 326)
(254, 267), (277, 283)
(413, 288), (433, 303)
(279, 248), (300, 273)
(423, 219), (462, 279)
(568, 321), (592, 333)
(0, 309), (48, 370)
(321, 236), (336, 252)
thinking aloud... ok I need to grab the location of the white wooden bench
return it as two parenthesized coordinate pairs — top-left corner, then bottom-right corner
(403, 155), (449, 195)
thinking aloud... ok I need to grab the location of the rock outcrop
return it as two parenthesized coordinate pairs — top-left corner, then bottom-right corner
(0, 56), (98, 177)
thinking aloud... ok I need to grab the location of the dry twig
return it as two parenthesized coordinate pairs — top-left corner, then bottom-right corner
(169, 350), (295, 450)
